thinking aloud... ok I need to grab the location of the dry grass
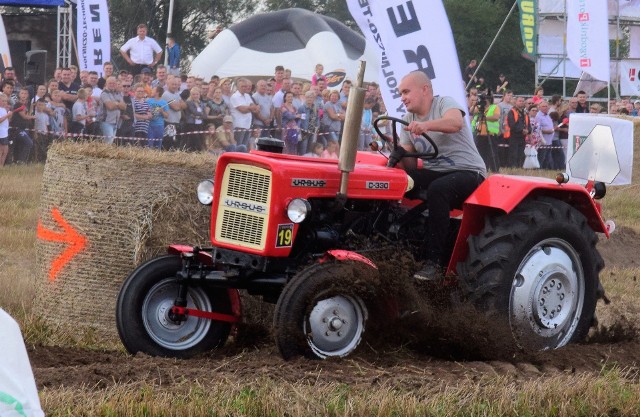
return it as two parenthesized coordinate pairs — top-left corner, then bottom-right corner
(38, 368), (640, 417)
(0, 163), (43, 313)
(51, 141), (217, 168)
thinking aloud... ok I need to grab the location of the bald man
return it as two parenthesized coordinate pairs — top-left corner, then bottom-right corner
(395, 71), (486, 280)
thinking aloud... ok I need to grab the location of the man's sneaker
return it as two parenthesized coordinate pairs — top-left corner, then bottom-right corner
(413, 261), (445, 282)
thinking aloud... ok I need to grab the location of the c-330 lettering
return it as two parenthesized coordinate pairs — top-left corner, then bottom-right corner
(366, 181), (390, 190)
(224, 198), (267, 214)
(292, 178), (327, 187)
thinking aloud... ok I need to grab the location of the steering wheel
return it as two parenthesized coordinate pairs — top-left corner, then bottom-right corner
(373, 116), (439, 167)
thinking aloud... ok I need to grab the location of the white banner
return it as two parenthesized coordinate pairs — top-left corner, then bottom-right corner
(619, 59), (640, 95)
(541, 0), (640, 19)
(630, 26), (640, 58)
(567, 0), (610, 82)
(76, 0), (110, 76)
(346, 0), (466, 120)
(566, 114), (633, 186)
(0, 15), (11, 71)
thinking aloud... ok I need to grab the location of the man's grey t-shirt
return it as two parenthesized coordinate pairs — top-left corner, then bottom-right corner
(399, 95), (487, 177)
(162, 90), (182, 124)
(252, 92), (273, 127)
(100, 90), (123, 125)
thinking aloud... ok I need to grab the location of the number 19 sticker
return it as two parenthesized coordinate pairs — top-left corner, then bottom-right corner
(276, 223), (294, 247)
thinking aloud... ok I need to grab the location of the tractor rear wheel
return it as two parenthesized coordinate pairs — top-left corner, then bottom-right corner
(274, 262), (379, 360)
(457, 197), (603, 351)
(116, 255), (232, 358)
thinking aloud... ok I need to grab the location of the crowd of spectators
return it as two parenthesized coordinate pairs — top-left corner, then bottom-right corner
(1, 44), (638, 170)
(464, 59), (640, 172)
(0, 57), (389, 167)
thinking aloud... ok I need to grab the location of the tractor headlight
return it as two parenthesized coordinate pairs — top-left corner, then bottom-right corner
(287, 198), (311, 223)
(197, 179), (214, 205)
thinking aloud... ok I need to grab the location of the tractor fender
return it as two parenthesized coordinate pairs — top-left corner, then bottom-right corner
(320, 250), (378, 270)
(447, 176), (608, 275)
(166, 245), (242, 319)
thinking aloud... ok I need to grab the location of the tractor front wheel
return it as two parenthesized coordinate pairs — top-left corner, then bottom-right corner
(116, 255), (233, 358)
(274, 262), (378, 360)
(458, 197), (604, 351)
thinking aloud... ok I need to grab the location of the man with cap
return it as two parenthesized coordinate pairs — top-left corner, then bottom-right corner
(211, 115), (247, 153)
(631, 100), (640, 117)
(120, 23), (163, 75)
(140, 67), (154, 96)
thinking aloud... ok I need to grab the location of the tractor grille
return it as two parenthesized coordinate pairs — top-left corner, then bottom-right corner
(215, 164), (271, 250)
(226, 168), (270, 203)
(220, 211), (265, 246)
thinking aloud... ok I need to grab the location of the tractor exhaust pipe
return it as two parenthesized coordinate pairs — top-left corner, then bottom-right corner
(337, 60), (367, 201)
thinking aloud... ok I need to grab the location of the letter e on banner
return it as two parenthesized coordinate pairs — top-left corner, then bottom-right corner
(387, 1), (420, 37)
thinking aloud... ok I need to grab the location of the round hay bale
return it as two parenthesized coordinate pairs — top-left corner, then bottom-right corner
(33, 142), (272, 345)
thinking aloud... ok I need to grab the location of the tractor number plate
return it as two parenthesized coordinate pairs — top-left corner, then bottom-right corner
(366, 181), (390, 190)
(276, 223), (294, 247)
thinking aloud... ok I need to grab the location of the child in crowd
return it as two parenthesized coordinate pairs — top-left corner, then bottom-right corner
(0, 93), (13, 166)
(132, 83), (152, 144)
(33, 99), (51, 162)
(311, 63), (326, 86)
(146, 86), (168, 149)
(321, 139), (339, 159)
(49, 89), (68, 139)
(71, 88), (92, 135)
(11, 88), (35, 163)
(359, 97), (375, 151)
(303, 141), (324, 158)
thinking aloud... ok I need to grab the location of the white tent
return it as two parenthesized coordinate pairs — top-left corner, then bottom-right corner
(190, 8), (380, 86)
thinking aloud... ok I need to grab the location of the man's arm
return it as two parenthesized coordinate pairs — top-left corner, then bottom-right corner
(60, 91), (78, 102)
(120, 49), (134, 66)
(486, 105), (500, 122)
(405, 108), (463, 136)
(148, 39), (163, 67)
(102, 94), (120, 111)
(167, 98), (186, 111)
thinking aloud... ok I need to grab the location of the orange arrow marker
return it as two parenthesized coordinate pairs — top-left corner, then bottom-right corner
(37, 208), (87, 282)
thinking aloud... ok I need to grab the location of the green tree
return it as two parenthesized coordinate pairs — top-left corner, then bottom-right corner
(443, 0), (534, 94)
(265, 0), (353, 28)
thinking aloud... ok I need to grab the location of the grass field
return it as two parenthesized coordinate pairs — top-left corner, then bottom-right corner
(2, 132), (640, 416)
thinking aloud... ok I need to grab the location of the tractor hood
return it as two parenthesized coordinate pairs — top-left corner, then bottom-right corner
(214, 150), (411, 201)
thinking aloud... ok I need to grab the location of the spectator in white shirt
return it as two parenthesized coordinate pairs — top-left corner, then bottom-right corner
(120, 23), (163, 76)
(230, 78), (260, 150)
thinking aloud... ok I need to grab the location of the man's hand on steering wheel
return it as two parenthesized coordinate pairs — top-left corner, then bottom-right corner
(405, 120), (430, 136)
(373, 116), (439, 167)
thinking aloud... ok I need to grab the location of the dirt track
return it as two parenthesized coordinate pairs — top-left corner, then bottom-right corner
(30, 227), (640, 391)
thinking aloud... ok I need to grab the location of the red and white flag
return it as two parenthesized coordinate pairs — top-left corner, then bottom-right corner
(566, 0), (610, 82)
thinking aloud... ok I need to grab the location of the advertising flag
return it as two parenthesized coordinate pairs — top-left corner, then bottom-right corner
(620, 60), (640, 96)
(76, 0), (110, 75)
(0, 15), (12, 72)
(346, 0), (466, 121)
(566, 0), (610, 82)
(518, 0), (538, 61)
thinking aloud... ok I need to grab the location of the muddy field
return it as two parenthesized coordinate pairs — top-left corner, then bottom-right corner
(30, 227), (640, 391)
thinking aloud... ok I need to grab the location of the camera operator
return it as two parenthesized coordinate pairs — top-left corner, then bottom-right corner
(471, 92), (500, 172)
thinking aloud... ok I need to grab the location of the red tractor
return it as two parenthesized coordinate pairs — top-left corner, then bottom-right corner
(116, 106), (615, 360)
